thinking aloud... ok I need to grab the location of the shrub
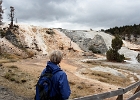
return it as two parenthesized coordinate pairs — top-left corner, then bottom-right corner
(9, 65), (18, 69)
(0, 29), (5, 38)
(106, 48), (115, 61)
(116, 54), (125, 62)
(4, 73), (11, 79)
(26, 50), (35, 58)
(89, 45), (101, 54)
(106, 35), (125, 62)
(46, 29), (55, 35)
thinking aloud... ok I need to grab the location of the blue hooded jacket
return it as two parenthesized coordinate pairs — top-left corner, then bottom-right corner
(41, 61), (71, 100)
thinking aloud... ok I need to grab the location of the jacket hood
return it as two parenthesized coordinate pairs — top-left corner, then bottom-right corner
(42, 61), (61, 75)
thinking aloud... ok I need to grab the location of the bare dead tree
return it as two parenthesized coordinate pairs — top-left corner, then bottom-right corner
(9, 6), (14, 28)
(0, 0), (4, 25)
(16, 18), (17, 23)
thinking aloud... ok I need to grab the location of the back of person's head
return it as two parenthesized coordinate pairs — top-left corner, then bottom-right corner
(49, 50), (63, 64)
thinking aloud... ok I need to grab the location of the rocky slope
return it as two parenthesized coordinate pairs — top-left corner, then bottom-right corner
(58, 29), (113, 54)
(0, 23), (140, 61)
(0, 23), (83, 59)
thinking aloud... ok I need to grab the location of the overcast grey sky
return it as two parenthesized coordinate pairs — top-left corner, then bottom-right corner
(2, 0), (140, 30)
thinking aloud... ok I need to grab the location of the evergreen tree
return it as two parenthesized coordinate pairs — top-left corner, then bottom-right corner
(112, 35), (123, 51)
(105, 24), (140, 41)
(106, 35), (124, 62)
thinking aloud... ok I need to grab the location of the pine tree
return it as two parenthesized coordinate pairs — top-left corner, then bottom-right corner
(111, 35), (123, 51)
(106, 35), (124, 62)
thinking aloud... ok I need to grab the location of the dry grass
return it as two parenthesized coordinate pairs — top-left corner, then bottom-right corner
(0, 59), (17, 64)
(0, 53), (22, 59)
(69, 80), (96, 99)
(81, 69), (132, 87)
(0, 64), (36, 98)
(3, 65), (28, 83)
(82, 59), (140, 87)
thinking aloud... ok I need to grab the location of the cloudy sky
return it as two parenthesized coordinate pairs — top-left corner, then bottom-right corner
(2, 0), (140, 30)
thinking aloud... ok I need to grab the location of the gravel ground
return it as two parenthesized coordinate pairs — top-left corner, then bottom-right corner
(0, 86), (32, 100)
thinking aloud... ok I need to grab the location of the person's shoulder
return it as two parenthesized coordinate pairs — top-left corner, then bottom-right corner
(41, 68), (46, 75)
(58, 69), (65, 74)
(56, 70), (66, 76)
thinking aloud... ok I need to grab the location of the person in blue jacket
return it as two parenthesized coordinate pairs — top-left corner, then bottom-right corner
(40, 50), (71, 100)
